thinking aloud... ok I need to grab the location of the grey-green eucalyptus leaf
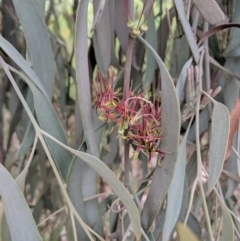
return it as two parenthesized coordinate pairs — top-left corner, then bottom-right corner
(0, 35), (48, 98)
(176, 57), (192, 102)
(91, 0), (106, 31)
(56, 49), (67, 114)
(108, 0), (119, 68)
(23, 76), (72, 181)
(67, 157), (88, 240)
(192, 0), (225, 25)
(215, 191), (234, 241)
(174, 0), (199, 63)
(75, 0), (99, 161)
(32, 0), (45, 19)
(138, 36), (180, 233)
(225, 136), (239, 198)
(162, 135), (187, 241)
(170, 35), (190, 81)
(11, 0), (54, 98)
(93, 0), (111, 74)
(208, 101), (230, 193)
(75, 0), (103, 234)
(114, 0), (129, 54)
(17, 124), (35, 159)
(43, 133), (142, 240)
(224, 0), (240, 58)
(0, 164), (42, 241)
(144, 12), (157, 90)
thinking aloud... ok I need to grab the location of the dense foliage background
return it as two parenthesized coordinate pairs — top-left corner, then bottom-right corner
(0, 0), (240, 240)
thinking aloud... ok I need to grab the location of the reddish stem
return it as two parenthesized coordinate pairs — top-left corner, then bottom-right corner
(146, 0), (156, 22)
(137, 0), (147, 28)
(124, 0), (130, 19)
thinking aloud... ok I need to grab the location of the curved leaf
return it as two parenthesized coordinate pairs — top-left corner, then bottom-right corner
(224, 0), (240, 58)
(93, 0), (111, 74)
(176, 57), (192, 102)
(114, 0), (129, 54)
(215, 191), (234, 241)
(108, 0), (119, 68)
(144, 12), (157, 90)
(170, 35), (190, 81)
(0, 35), (48, 98)
(33, 0), (45, 18)
(208, 101), (230, 193)
(174, 0), (199, 63)
(75, 0), (103, 234)
(17, 124), (35, 158)
(0, 164), (41, 241)
(138, 36), (180, 232)
(192, 0), (224, 25)
(18, 72), (72, 181)
(91, 0), (106, 31)
(12, 0), (54, 98)
(43, 132), (142, 240)
(162, 136), (187, 241)
(67, 157), (88, 240)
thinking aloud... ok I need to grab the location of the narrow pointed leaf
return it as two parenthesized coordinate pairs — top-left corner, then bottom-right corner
(21, 74), (72, 181)
(11, 0), (54, 98)
(176, 57), (192, 101)
(91, 0), (106, 31)
(114, 0), (129, 54)
(67, 157), (88, 240)
(208, 101), (230, 193)
(75, 0), (103, 233)
(138, 36), (180, 232)
(0, 35), (48, 98)
(43, 133), (142, 240)
(215, 191), (234, 241)
(192, 0), (224, 25)
(75, 0), (99, 160)
(93, 0), (111, 74)
(109, 0), (119, 68)
(32, 0), (45, 18)
(144, 12), (157, 90)
(162, 136), (187, 241)
(174, 0), (199, 63)
(224, 0), (240, 58)
(17, 124), (35, 158)
(170, 35), (191, 80)
(0, 164), (41, 241)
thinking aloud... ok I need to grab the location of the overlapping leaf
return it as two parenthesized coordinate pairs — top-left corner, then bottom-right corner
(174, 0), (199, 63)
(208, 101), (230, 193)
(0, 164), (41, 241)
(75, 0), (103, 233)
(138, 36), (180, 233)
(11, 0), (54, 98)
(43, 133), (142, 240)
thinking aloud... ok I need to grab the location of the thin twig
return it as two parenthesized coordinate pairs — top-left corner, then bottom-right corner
(123, 36), (135, 188)
(0, 81), (4, 164)
(0, 58), (100, 241)
(37, 206), (66, 227)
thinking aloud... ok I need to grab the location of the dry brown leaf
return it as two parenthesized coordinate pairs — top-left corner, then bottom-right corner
(225, 99), (240, 160)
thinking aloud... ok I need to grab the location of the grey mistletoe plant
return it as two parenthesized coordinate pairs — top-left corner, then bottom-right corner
(0, 0), (239, 241)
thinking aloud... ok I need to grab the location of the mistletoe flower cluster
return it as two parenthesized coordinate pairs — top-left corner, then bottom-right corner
(93, 72), (163, 162)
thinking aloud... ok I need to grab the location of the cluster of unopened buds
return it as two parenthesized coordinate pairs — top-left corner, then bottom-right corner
(124, 0), (155, 38)
(93, 71), (164, 162)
